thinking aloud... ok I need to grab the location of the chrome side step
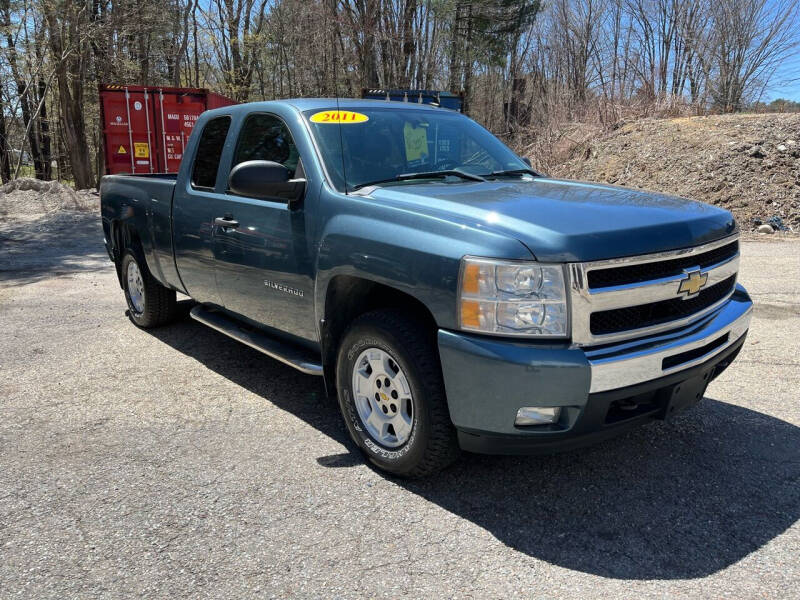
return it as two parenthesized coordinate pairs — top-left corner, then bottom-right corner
(189, 305), (324, 376)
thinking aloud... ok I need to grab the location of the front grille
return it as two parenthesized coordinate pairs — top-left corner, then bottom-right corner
(588, 241), (738, 289)
(590, 275), (737, 335)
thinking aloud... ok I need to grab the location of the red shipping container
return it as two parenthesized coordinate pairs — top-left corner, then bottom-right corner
(99, 84), (237, 175)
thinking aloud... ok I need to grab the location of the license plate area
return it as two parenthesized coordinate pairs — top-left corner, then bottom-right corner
(658, 369), (713, 421)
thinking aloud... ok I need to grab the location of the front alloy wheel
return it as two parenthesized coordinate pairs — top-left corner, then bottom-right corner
(336, 309), (459, 478)
(352, 348), (415, 448)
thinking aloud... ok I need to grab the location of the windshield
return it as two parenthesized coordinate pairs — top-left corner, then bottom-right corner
(303, 107), (529, 192)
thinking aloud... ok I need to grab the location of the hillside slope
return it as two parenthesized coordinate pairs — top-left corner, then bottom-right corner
(550, 113), (800, 232)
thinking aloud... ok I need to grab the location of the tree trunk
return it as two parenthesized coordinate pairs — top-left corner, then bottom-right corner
(461, 3), (474, 114)
(448, 2), (462, 91)
(192, 0), (200, 87)
(171, 0), (193, 85)
(37, 79), (53, 180)
(43, 1), (94, 189)
(0, 94), (10, 183)
(20, 84), (47, 178)
(55, 76), (94, 188)
(400, 0), (416, 87)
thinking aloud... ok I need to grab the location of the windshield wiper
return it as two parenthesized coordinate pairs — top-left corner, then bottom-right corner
(352, 168), (486, 191)
(486, 168), (539, 178)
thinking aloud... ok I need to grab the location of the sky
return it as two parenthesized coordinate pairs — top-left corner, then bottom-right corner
(769, 54), (800, 101)
(759, 0), (800, 101)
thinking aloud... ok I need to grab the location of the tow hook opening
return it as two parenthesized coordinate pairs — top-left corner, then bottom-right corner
(605, 391), (660, 424)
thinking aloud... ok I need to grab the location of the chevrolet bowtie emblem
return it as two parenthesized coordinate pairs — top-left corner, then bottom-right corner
(678, 268), (708, 297)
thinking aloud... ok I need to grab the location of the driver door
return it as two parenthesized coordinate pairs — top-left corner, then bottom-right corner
(212, 113), (317, 343)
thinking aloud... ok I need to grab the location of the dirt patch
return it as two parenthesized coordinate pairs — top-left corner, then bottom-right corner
(550, 113), (800, 232)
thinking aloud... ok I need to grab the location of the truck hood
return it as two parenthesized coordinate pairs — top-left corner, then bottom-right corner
(363, 177), (737, 262)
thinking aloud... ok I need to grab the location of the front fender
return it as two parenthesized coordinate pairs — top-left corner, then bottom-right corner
(314, 211), (532, 331)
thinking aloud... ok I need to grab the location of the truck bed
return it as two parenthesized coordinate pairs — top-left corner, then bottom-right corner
(100, 173), (181, 292)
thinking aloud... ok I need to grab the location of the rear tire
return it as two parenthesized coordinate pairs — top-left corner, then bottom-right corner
(120, 248), (177, 328)
(336, 309), (460, 478)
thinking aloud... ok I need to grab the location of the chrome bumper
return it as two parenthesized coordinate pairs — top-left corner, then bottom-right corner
(586, 285), (752, 393)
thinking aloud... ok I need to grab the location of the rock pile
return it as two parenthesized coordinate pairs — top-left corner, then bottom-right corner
(0, 178), (98, 223)
(551, 113), (800, 232)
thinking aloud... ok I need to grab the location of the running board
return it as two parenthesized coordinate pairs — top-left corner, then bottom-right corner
(189, 305), (324, 376)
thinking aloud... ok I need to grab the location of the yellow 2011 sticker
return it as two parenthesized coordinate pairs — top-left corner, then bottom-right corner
(310, 110), (369, 124)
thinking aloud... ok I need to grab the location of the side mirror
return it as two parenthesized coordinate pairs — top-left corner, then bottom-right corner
(228, 160), (306, 204)
(521, 157), (532, 167)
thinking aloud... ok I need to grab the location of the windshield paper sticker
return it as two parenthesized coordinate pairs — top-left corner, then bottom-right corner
(403, 122), (428, 162)
(310, 110), (369, 124)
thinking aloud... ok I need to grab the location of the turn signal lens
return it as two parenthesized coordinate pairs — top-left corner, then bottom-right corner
(460, 300), (481, 328)
(461, 263), (480, 295)
(458, 257), (569, 338)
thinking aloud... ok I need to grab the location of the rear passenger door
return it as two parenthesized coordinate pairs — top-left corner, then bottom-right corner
(172, 115), (232, 306)
(212, 113), (317, 344)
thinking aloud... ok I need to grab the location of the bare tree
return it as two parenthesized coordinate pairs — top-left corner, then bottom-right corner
(704, 0), (799, 111)
(1, 0), (52, 179)
(205, 0), (270, 101)
(342, 0), (380, 88)
(41, 0), (94, 189)
(0, 85), (11, 183)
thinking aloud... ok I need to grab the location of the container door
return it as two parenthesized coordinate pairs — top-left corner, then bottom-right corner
(152, 91), (207, 173)
(100, 87), (158, 175)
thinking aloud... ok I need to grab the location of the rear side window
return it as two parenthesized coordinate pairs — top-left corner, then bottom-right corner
(233, 113), (299, 176)
(191, 116), (231, 189)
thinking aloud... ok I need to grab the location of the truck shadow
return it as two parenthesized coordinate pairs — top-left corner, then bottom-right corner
(147, 307), (800, 581)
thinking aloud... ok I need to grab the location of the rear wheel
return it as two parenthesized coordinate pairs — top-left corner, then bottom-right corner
(336, 309), (459, 478)
(120, 249), (177, 328)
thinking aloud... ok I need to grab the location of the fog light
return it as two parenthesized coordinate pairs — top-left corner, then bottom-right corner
(515, 406), (561, 426)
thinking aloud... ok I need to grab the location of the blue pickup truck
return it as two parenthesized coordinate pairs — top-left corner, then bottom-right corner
(100, 99), (752, 477)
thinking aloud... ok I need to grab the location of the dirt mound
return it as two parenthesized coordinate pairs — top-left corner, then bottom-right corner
(550, 113), (800, 232)
(0, 178), (98, 223)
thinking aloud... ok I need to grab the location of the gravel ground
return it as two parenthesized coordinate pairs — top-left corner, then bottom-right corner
(1, 212), (798, 599)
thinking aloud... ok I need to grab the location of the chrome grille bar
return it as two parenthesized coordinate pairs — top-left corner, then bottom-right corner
(569, 234), (740, 346)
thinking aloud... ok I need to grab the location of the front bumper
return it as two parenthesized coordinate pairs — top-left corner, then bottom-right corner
(437, 284), (752, 454)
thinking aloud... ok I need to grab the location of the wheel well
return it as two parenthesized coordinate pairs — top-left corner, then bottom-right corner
(321, 275), (438, 396)
(110, 221), (142, 286)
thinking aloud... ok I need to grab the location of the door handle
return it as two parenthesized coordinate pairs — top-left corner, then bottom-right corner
(214, 216), (239, 230)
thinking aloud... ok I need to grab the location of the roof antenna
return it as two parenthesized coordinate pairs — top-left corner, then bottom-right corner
(331, 20), (348, 195)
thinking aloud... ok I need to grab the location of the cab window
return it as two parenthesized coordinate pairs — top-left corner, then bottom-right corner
(191, 116), (231, 189)
(232, 114), (300, 176)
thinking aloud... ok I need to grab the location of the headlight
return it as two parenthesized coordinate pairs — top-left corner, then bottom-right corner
(458, 257), (569, 337)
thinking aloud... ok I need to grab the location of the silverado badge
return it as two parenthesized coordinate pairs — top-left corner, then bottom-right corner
(677, 268), (708, 298)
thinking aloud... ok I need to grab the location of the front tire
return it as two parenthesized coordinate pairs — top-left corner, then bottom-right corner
(120, 249), (177, 328)
(336, 309), (459, 478)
